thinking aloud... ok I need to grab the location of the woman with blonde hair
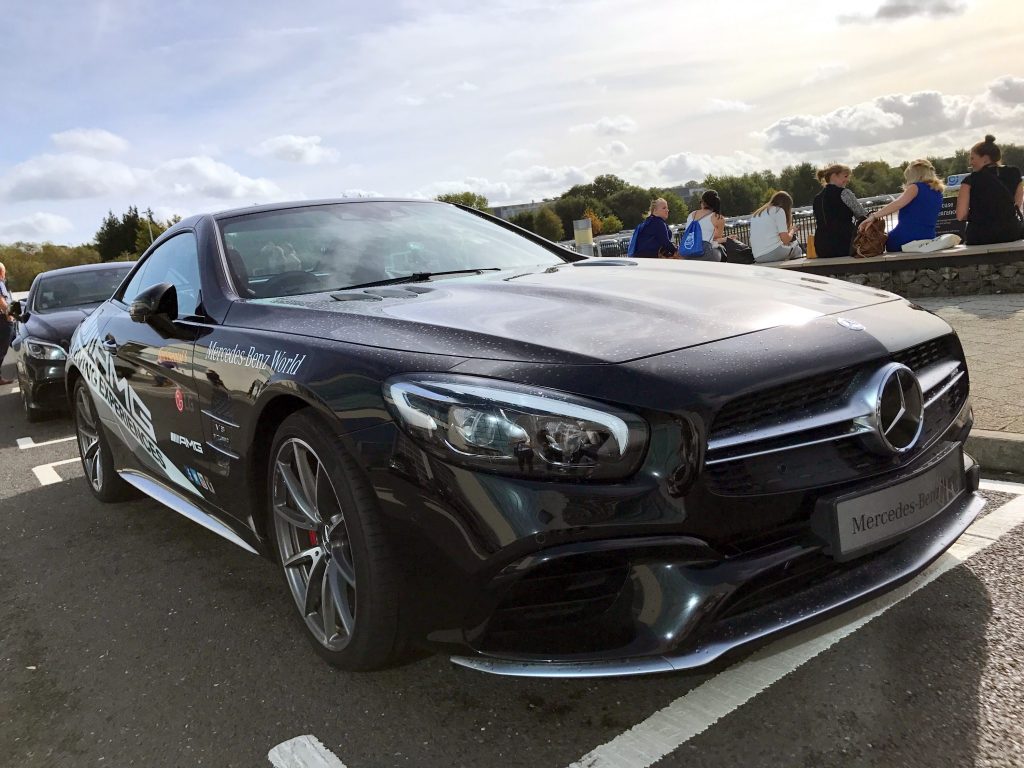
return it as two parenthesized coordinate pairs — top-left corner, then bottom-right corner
(749, 191), (801, 262)
(858, 159), (944, 252)
(812, 163), (867, 258)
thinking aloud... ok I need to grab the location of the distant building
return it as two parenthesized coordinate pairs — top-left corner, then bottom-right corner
(491, 201), (548, 220)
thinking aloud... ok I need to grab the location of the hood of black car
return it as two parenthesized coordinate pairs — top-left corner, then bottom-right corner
(25, 307), (96, 346)
(250, 260), (902, 364)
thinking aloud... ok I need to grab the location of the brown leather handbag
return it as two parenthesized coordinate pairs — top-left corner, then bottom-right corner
(852, 218), (887, 258)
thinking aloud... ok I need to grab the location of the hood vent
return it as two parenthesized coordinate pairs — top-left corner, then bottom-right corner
(572, 259), (637, 267)
(331, 286), (428, 302)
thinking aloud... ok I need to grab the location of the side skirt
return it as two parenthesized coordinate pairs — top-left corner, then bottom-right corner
(118, 470), (260, 555)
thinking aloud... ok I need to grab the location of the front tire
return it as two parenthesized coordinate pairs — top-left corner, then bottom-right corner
(21, 381), (43, 423)
(73, 379), (133, 502)
(269, 409), (405, 670)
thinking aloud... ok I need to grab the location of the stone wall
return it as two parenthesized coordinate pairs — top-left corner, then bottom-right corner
(826, 259), (1024, 297)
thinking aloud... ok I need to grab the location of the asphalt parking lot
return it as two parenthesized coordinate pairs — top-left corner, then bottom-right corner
(2, 382), (1023, 768)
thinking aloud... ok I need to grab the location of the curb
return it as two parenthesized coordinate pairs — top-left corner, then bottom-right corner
(966, 429), (1024, 475)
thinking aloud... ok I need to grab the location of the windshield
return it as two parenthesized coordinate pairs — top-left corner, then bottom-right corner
(217, 201), (570, 299)
(32, 266), (133, 313)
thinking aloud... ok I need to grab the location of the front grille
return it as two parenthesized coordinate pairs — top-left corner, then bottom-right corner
(705, 335), (967, 496)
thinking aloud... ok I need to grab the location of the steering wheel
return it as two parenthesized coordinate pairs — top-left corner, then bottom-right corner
(256, 271), (323, 298)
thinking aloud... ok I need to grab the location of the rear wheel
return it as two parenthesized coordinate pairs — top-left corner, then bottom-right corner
(269, 410), (405, 670)
(73, 379), (133, 502)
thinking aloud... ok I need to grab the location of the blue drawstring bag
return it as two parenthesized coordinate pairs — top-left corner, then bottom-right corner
(626, 220), (646, 256)
(678, 219), (704, 258)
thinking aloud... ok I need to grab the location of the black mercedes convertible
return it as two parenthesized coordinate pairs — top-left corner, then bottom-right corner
(66, 198), (981, 676)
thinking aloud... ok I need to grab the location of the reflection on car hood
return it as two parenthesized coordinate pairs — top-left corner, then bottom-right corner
(25, 307), (97, 346)
(244, 260), (902, 364)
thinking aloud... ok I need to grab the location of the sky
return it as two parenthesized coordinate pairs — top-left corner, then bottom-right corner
(1, 0), (1022, 245)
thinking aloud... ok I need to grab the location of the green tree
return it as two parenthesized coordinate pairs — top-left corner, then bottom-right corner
(703, 173), (776, 216)
(94, 206), (141, 261)
(607, 187), (652, 228)
(551, 195), (608, 241)
(851, 160), (904, 197)
(778, 163), (821, 207)
(533, 207), (565, 241)
(435, 191), (490, 211)
(564, 174), (630, 202)
(601, 214), (623, 234)
(509, 211), (536, 233)
(1, 243), (101, 291)
(134, 209), (182, 254)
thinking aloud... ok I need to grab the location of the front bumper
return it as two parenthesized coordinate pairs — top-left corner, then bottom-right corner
(19, 357), (68, 411)
(450, 453), (982, 677)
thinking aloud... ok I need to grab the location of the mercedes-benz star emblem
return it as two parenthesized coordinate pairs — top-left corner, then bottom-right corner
(859, 363), (925, 455)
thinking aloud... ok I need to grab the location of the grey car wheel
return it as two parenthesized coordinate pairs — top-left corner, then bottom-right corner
(269, 409), (404, 669)
(73, 379), (133, 502)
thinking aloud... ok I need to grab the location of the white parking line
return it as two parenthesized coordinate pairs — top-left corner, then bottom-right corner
(16, 435), (77, 450)
(32, 458), (80, 486)
(268, 735), (347, 768)
(568, 495), (1024, 768)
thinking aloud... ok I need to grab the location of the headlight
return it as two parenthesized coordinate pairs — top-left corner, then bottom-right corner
(384, 374), (649, 481)
(25, 338), (67, 361)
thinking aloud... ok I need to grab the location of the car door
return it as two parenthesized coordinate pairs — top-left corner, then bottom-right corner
(98, 232), (208, 500)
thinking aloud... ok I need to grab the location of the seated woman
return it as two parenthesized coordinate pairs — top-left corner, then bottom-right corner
(956, 134), (1024, 246)
(629, 198), (678, 258)
(858, 159), (944, 251)
(749, 191), (801, 263)
(682, 190), (726, 261)
(812, 163), (867, 258)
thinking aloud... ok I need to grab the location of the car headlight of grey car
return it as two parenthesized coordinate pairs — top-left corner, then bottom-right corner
(384, 375), (649, 480)
(25, 338), (68, 361)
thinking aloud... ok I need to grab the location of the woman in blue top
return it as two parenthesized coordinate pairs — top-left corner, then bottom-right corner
(629, 198), (678, 258)
(858, 159), (944, 252)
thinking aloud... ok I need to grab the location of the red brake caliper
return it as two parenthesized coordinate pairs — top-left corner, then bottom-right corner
(308, 530), (319, 546)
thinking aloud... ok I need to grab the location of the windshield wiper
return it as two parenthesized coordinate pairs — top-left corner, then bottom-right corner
(335, 268), (503, 292)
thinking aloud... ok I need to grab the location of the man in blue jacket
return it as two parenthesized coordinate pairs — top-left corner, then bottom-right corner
(628, 198), (678, 258)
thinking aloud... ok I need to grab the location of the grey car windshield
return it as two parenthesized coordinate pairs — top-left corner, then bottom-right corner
(218, 201), (570, 299)
(32, 267), (133, 313)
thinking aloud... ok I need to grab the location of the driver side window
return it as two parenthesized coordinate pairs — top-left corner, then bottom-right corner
(121, 233), (202, 317)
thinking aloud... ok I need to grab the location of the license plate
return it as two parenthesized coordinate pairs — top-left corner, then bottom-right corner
(817, 445), (965, 560)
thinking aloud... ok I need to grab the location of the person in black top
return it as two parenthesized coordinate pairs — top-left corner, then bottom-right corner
(956, 134), (1024, 246)
(812, 163), (867, 258)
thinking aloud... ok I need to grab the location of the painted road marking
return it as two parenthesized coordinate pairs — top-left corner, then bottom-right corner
(16, 435), (77, 450)
(32, 458), (80, 486)
(568, 494), (1024, 768)
(268, 735), (347, 768)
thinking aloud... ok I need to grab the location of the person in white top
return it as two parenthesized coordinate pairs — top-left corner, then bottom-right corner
(749, 191), (801, 263)
(683, 190), (727, 261)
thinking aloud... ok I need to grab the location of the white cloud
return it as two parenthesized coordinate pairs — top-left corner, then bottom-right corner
(761, 82), (1024, 152)
(0, 212), (74, 242)
(398, 95), (426, 107)
(570, 115), (637, 136)
(51, 128), (130, 155)
(457, 80), (479, 92)
(600, 141), (630, 157)
(840, 0), (966, 23)
(629, 151), (765, 185)
(503, 148), (542, 164)
(988, 75), (1024, 104)
(252, 134), (340, 164)
(801, 63), (849, 86)
(148, 156), (280, 199)
(703, 99), (753, 114)
(1, 154), (139, 201)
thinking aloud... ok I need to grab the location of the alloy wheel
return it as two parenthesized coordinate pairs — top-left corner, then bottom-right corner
(75, 385), (103, 491)
(272, 438), (357, 651)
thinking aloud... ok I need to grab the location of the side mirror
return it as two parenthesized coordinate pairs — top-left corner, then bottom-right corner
(10, 300), (26, 321)
(130, 282), (180, 337)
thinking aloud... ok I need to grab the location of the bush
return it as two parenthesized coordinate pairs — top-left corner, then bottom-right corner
(1, 243), (101, 291)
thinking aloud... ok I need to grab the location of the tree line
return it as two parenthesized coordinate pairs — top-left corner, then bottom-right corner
(438, 143), (1024, 241)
